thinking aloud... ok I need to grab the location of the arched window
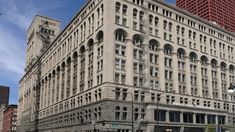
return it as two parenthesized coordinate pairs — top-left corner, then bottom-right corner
(204, 36), (207, 43)
(133, 34), (143, 46)
(155, 17), (159, 26)
(200, 56), (208, 65)
(220, 62), (227, 71)
(176, 25), (180, 34)
(115, 2), (121, 13)
(61, 62), (66, 100)
(188, 30), (192, 39)
(200, 34), (203, 43)
(133, 8), (138, 19)
(229, 65), (235, 74)
(87, 39), (94, 51)
(210, 39), (213, 45)
(149, 39), (159, 51)
(134, 108), (139, 120)
(122, 107), (127, 120)
(79, 45), (85, 91)
(181, 27), (185, 36)
(193, 32), (196, 40)
(177, 48), (185, 59)
(123, 5), (128, 15)
(149, 15), (153, 25)
(163, 20), (167, 30)
(115, 29), (127, 42)
(66, 57), (71, 98)
(56, 66), (60, 102)
(168, 22), (172, 32)
(96, 30), (104, 44)
(189, 52), (198, 62)
(164, 44), (173, 55)
(72, 52), (78, 95)
(139, 11), (144, 21)
(211, 59), (218, 69)
(115, 106), (120, 120)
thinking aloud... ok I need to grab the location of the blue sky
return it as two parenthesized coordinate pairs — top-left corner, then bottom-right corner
(0, 0), (175, 104)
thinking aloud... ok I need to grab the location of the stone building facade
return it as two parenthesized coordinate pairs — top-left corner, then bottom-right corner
(17, 0), (235, 132)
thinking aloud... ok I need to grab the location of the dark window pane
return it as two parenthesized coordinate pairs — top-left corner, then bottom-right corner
(154, 110), (166, 121)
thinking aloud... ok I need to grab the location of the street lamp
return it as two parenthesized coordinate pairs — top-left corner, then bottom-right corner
(112, 90), (134, 132)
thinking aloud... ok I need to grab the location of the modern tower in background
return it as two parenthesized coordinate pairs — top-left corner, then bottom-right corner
(0, 86), (9, 105)
(176, 0), (235, 32)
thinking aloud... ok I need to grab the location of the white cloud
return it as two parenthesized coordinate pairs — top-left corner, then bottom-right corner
(0, 0), (66, 76)
(1, 0), (36, 30)
(0, 23), (25, 76)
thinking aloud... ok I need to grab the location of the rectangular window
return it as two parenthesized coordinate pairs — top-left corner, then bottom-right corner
(154, 110), (166, 121)
(196, 114), (205, 124)
(207, 115), (216, 124)
(115, 16), (120, 24)
(169, 111), (180, 122)
(183, 113), (193, 123)
(122, 18), (127, 26)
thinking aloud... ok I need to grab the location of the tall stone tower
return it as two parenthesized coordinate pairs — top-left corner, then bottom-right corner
(19, 15), (60, 132)
(25, 15), (60, 71)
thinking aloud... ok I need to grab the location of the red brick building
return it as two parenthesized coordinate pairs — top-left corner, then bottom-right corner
(176, 0), (235, 32)
(2, 105), (17, 132)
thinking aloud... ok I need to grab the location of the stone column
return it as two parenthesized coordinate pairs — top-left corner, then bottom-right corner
(70, 59), (75, 97)
(165, 110), (169, 122)
(196, 60), (203, 97)
(158, 48), (165, 91)
(40, 81), (44, 110)
(59, 68), (63, 102)
(180, 111), (183, 123)
(126, 38), (134, 85)
(193, 113), (196, 124)
(215, 115), (218, 125)
(226, 69), (231, 101)
(185, 56), (191, 95)
(77, 54), (81, 94)
(64, 64), (68, 99)
(93, 42), (98, 87)
(146, 125), (155, 132)
(84, 49), (89, 91)
(46, 78), (49, 107)
(205, 114), (208, 124)
(217, 66), (223, 100)
(207, 63), (213, 99)
(172, 52), (179, 93)
(54, 71), (58, 103)
(143, 42), (150, 88)
(145, 106), (155, 122)
(42, 80), (47, 108)
(52, 74), (55, 104)
(49, 76), (53, 106)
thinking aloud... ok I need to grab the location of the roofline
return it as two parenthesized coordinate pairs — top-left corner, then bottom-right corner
(27, 15), (61, 32)
(154, 0), (235, 37)
(0, 86), (9, 88)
